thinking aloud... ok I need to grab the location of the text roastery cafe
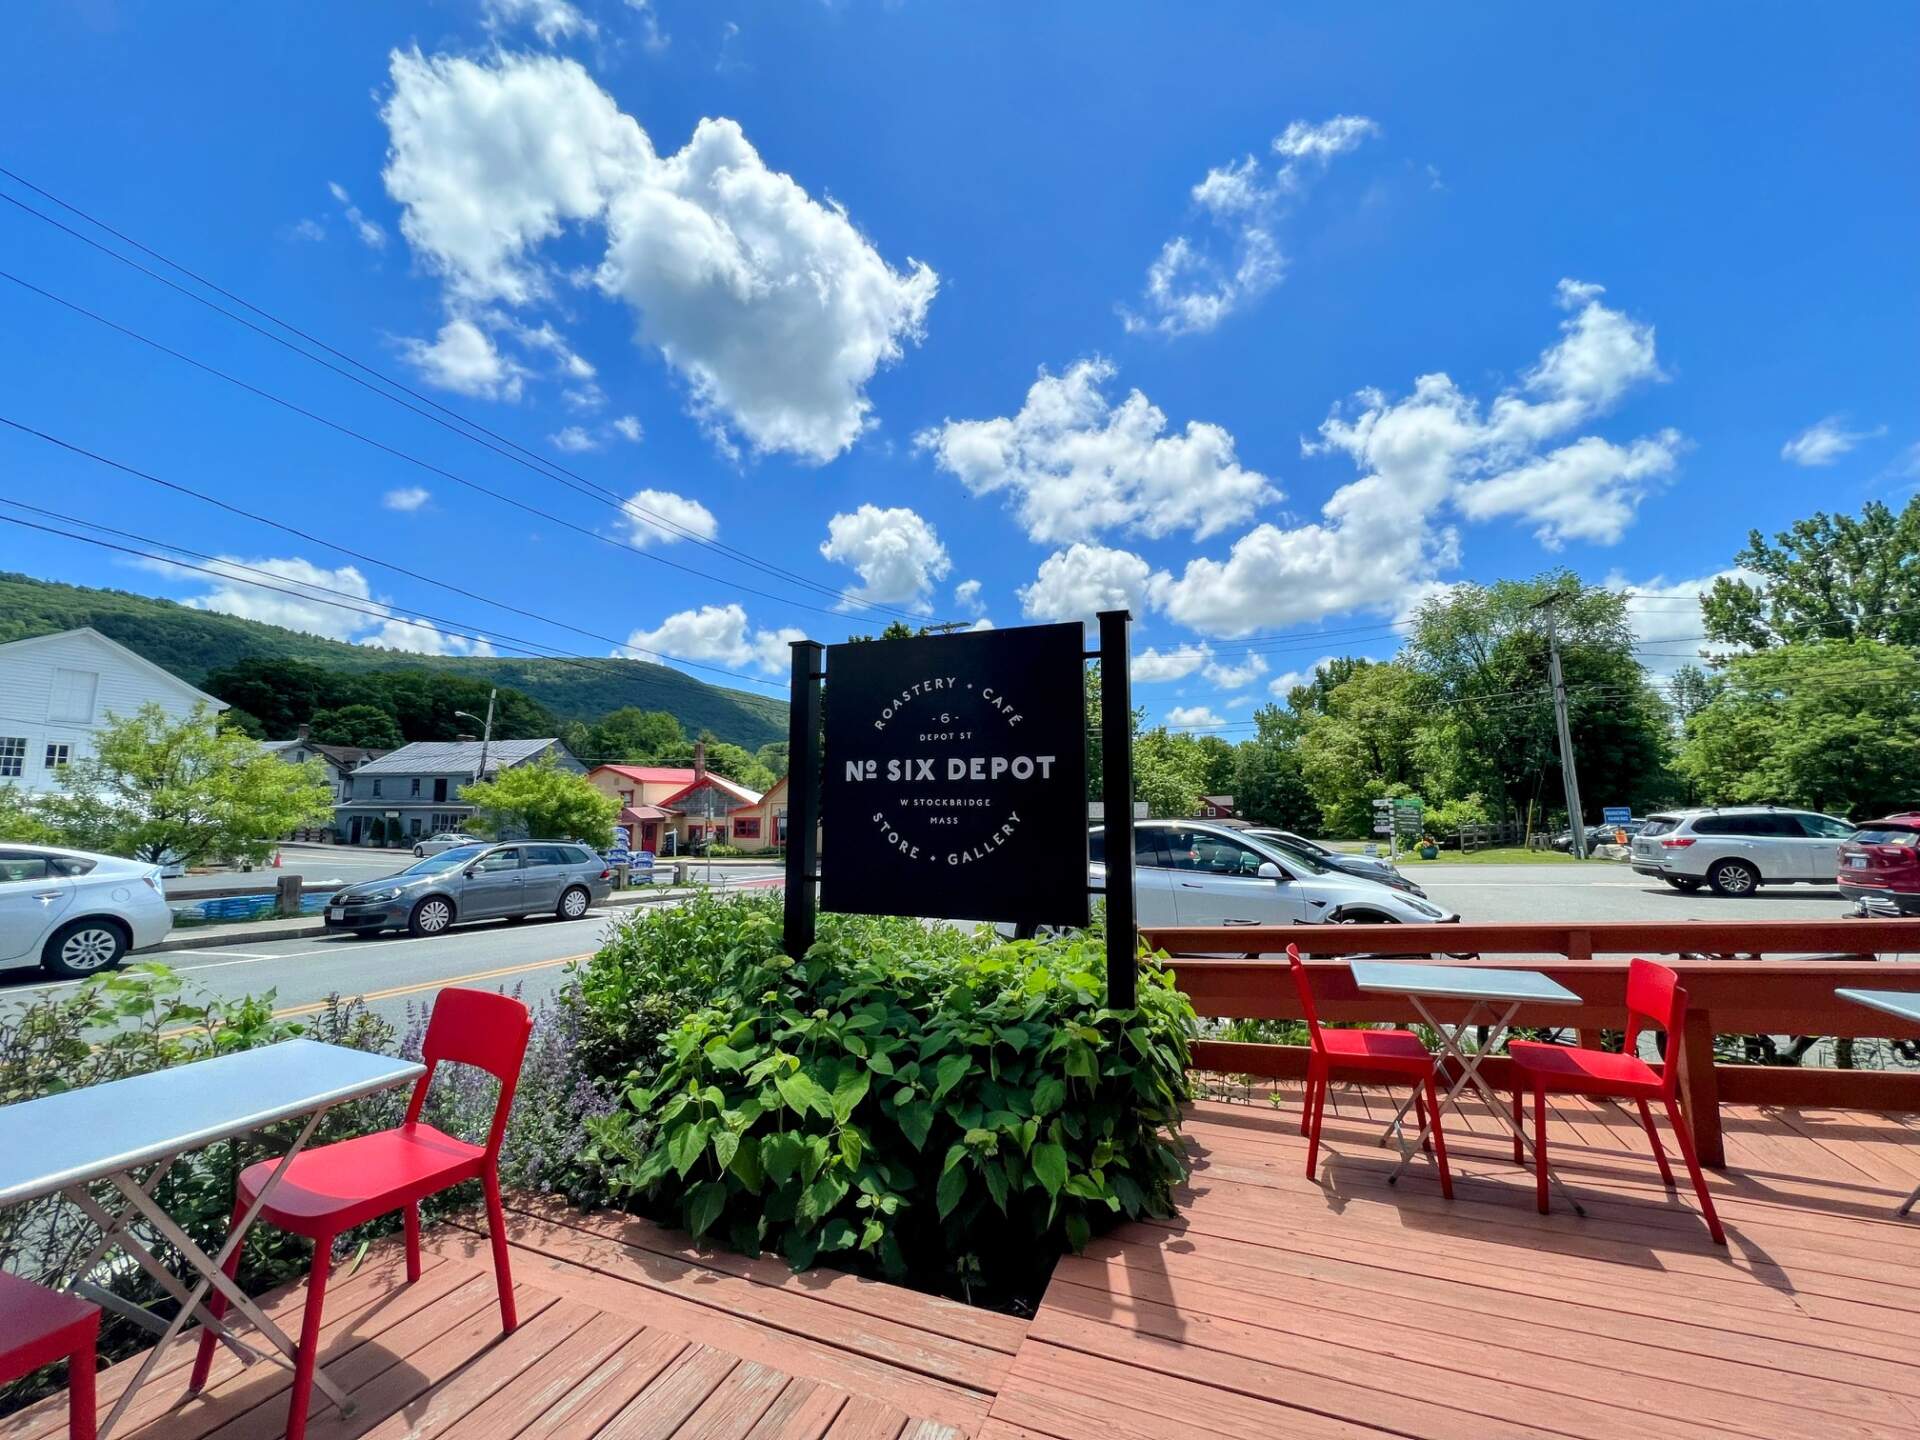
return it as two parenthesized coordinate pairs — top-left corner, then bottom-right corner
(818, 623), (1089, 927)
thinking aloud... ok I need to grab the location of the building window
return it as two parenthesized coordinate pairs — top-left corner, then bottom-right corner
(47, 669), (99, 723)
(372, 779), (383, 797)
(733, 817), (761, 839)
(44, 743), (71, 770)
(410, 777), (421, 797)
(0, 737), (24, 778)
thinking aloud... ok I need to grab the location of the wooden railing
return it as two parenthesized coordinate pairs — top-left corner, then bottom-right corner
(1143, 919), (1920, 1167)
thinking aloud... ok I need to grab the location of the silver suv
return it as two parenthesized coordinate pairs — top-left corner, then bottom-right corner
(1630, 808), (1855, 896)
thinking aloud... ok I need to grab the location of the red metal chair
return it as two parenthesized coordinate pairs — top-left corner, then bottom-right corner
(1508, 957), (1725, 1244)
(189, 988), (533, 1440)
(1288, 945), (1452, 1197)
(0, 1274), (98, 1440)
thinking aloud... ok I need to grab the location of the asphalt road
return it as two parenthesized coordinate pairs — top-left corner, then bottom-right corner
(1, 862), (1863, 1027)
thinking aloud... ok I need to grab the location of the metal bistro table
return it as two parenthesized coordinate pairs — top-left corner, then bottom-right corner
(0, 1040), (424, 1439)
(1835, 988), (1920, 1218)
(1347, 960), (1587, 1211)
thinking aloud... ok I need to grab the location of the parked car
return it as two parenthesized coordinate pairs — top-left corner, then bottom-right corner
(1243, 827), (1429, 897)
(413, 830), (482, 857)
(1091, 820), (1457, 928)
(0, 844), (174, 977)
(1837, 814), (1920, 915)
(1629, 807), (1856, 895)
(323, 841), (614, 937)
(1551, 819), (1646, 852)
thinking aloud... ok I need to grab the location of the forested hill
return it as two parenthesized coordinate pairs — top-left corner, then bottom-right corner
(0, 572), (789, 748)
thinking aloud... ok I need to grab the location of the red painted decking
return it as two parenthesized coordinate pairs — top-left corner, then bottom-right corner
(11, 1095), (1920, 1439)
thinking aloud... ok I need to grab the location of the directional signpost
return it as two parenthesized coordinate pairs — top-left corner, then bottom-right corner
(1372, 796), (1424, 859)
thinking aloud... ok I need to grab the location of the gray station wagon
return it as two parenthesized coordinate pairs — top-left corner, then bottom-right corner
(323, 841), (614, 937)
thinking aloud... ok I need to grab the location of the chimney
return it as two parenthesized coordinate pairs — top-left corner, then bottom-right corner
(296, 723), (311, 743)
(693, 739), (706, 781)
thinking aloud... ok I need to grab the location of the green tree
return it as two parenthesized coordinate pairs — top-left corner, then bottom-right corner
(754, 740), (790, 781)
(1132, 728), (1212, 817)
(308, 703), (404, 750)
(1405, 573), (1672, 823)
(1231, 705), (1319, 830)
(696, 739), (776, 793)
(1296, 662), (1435, 835)
(1701, 497), (1920, 649)
(35, 704), (333, 865)
(0, 785), (58, 843)
(1675, 640), (1920, 815)
(201, 657), (371, 737)
(583, 707), (687, 763)
(461, 757), (618, 845)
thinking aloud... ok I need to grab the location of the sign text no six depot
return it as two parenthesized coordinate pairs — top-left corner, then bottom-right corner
(782, 610), (1138, 1009)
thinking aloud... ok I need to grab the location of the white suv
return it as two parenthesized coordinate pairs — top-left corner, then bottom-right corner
(1630, 808), (1855, 896)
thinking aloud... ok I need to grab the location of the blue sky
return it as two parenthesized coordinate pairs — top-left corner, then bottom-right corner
(3, 1), (1916, 732)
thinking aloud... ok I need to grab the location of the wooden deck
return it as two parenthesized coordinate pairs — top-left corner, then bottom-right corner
(11, 1095), (1920, 1440)
(985, 1091), (1920, 1439)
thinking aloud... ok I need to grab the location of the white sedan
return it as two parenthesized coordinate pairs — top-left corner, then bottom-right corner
(0, 845), (174, 978)
(413, 831), (482, 857)
(1093, 820), (1459, 928)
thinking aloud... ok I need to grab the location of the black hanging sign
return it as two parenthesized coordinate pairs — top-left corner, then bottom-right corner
(820, 622), (1088, 927)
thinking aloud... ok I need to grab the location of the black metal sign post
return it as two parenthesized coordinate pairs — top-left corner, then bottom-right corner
(1097, 608), (1137, 1010)
(784, 638), (824, 958)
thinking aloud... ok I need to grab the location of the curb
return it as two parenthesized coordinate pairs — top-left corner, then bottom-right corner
(148, 885), (708, 955)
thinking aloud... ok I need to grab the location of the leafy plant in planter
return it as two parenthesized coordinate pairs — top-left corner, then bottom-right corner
(585, 918), (1195, 1305)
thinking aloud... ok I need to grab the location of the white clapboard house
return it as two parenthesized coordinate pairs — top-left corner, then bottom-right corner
(0, 627), (227, 794)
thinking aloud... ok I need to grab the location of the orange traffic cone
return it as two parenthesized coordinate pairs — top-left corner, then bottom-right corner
(271, 849), (282, 868)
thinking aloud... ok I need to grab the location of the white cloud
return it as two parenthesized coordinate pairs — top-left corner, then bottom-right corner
(1133, 644), (1211, 683)
(1157, 279), (1675, 635)
(1455, 431), (1683, 548)
(619, 488), (718, 547)
(622, 603), (798, 673)
(399, 317), (527, 400)
(501, 317), (596, 381)
(1166, 705), (1225, 729)
(549, 424), (599, 453)
(1272, 115), (1381, 160)
(381, 49), (937, 462)
(1226, 696), (1254, 710)
(1201, 651), (1269, 689)
(1122, 114), (1377, 336)
(613, 415), (644, 442)
(168, 556), (378, 641)
(326, 181), (387, 249)
(1605, 568), (1753, 677)
(290, 217), (326, 242)
(918, 358), (1276, 544)
(1781, 416), (1885, 467)
(362, 617), (495, 656)
(1017, 543), (1157, 627)
(954, 578), (986, 616)
(819, 505), (951, 612)
(482, 0), (597, 44)
(625, 0), (669, 53)
(382, 486), (432, 512)
(1267, 661), (1335, 700)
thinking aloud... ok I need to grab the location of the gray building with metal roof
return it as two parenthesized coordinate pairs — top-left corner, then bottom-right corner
(334, 738), (583, 846)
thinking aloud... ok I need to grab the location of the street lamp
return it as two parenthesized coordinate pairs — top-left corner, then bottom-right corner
(453, 689), (497, 785)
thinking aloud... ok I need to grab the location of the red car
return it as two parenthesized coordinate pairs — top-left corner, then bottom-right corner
(1837, 813), (1920, 915)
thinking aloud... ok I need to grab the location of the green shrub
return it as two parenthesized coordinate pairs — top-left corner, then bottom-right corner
(568, 889), (787, 1087)
(583, 911), (1194, 1307)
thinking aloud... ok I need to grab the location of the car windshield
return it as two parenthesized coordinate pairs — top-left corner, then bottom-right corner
(1854, 827), (1920, 847)
(401, 844), (488, 874)
(1638, 815), (1680, 838)
(1245, 834), (1331, 875)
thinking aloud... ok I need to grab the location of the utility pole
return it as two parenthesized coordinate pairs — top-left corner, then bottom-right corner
(694, 738), (713, 887)
(455, 688), (498, 784)
(1535, 593), (1588, 859)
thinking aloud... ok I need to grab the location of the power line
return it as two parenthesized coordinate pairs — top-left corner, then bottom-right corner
(0, 185), (931, 623)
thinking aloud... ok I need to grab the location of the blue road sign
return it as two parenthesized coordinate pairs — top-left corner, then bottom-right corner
(1602, 806), (1631, 825)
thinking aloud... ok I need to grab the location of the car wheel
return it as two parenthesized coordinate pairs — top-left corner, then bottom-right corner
(1664, 876), (1703, 892)
(413, 845), (425, 857)
(42, 919), (130, 978)
(1708, 860), (1760, 897)
(408, 896), (455, 936)
(1337, 910), (1397, 924)
(557, 885), (591, 920)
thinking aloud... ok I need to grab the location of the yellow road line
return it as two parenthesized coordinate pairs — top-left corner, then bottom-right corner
(267, 951), (595, 1020)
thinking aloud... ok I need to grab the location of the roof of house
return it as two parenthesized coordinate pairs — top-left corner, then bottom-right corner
(657, 772), (765, 808)
(352, 738), (563, 777)
(590, 764), (700, 786)
(264, 740), (387, 768)
(0, 627), (226, 710)
(1202, 795), (1236, 809)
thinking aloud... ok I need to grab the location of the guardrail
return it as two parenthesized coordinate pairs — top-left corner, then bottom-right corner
(1144, 919), (1920, 1167)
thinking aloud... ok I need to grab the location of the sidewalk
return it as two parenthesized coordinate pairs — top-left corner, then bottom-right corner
(149, 883), (725, 954)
